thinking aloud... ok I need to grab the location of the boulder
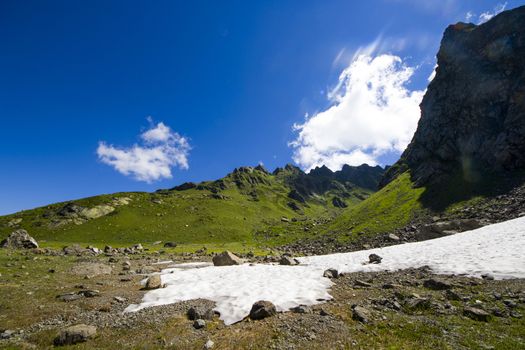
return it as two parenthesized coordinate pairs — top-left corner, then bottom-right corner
(323, 268), (339, 279)
(212, 251), (244, 266)
(369, 254), (382, 264)
(54, 324), (97, 346)
(249, 300), (276, 320)
(279, 256), (299, 266)
(144, 274), (163, 290)
(187, 306), (215, 320)
(1, 229), (38, 249)
(163, 241), (177, 248)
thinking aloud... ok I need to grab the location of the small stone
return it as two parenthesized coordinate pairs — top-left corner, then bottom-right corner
(79, 290), (100, 298)
(249, 300), (276, 320)
(144, 274), (163, 290)
(464, 307), (490, 322)
(113, 296), (127, 303)
(56, 293), (82, 302)
(163, 242), (177, 248)
(319, 309), (330, 316)
(503, 299), (517, 308)
(193, 319), (206, 329)
(54, 324), (97, 345)
(204, 340), (215, 349)
(388, 233), (400, 241)
(369, 254), (382, 264)
(354, 280), (372, 287)
(290, 305), (310, 313)
(0, 330), (15, 339)
(481, 273), (494, 280)
(352, 305), (370, 323)
(323, 268), (339, 279)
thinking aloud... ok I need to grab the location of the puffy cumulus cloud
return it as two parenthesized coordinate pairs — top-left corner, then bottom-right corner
(290, 54), (424, 171)
(97, 121), (190, 182)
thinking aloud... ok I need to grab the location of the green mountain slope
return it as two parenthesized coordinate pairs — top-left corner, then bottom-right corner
(0, 164), (381, 248)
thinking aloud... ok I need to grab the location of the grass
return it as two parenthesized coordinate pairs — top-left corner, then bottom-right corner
(328, 172), (425, 239)
(0, 169), (370, 249)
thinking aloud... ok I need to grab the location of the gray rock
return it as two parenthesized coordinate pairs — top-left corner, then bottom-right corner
(464, 306), (490, 322)
(0, 330), (16, 339)
(388, 233), (400, 241)
(163, 241), (177, 248)
(56, 293), (83, 302)
(212, 251), (244, 266)
(144, 274), (163, 290)
(193, 319), (206, 329)
(290, 305), (310, 314)
(205, 340), (215, 349)
(249, 300), (277, 320)
(1, 229), (38, 249)
(423, 278), (452, 290)
(78, 289), (100, 298)
(279, 256), (299, 266)
(481, 273), (495, 280)
(352, 305), (370, 323)
(54, 324), (97, 345)
(369, 254), (382, 264)
(187, 306), (215, 320)
(354, 280), (372, 287)
(63, 244), (88, 256)
(323, 268), (339, 279)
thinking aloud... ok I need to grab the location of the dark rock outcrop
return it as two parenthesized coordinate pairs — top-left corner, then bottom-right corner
(382, 6), (525, 187)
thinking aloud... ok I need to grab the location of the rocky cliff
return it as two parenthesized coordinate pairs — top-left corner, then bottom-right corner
(382, 6), (525, 187)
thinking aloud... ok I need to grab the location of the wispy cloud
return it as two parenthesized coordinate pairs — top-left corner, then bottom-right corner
(290, 47), (424, 171)
(97, 119), (190, 182)
(466, 2), (507, 24)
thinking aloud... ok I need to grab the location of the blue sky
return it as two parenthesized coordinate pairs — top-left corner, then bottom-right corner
(1, 0), (523, 214)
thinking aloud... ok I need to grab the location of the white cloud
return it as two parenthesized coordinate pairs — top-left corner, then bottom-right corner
(291, 54), (424, 171)
(477, 2), (507, 24)
(97, 121), (190, 182)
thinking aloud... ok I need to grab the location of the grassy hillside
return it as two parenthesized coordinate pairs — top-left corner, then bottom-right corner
(327, 172), (425, 239)
(0, 167), (372, 248)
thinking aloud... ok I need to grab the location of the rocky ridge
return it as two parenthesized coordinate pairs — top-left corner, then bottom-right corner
(382, 6), (525, 187)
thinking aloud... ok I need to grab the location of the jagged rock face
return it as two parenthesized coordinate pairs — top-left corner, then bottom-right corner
(382, 6), (525, 187)
(277, 163), (384, 196)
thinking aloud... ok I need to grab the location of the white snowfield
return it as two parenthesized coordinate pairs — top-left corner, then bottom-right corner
(125, 216), (525, 325)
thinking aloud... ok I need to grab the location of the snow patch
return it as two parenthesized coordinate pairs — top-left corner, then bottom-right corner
(125, 216), (525, 325)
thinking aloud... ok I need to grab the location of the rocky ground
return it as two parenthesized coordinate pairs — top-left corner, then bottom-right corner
(0, 247), (524, 349)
